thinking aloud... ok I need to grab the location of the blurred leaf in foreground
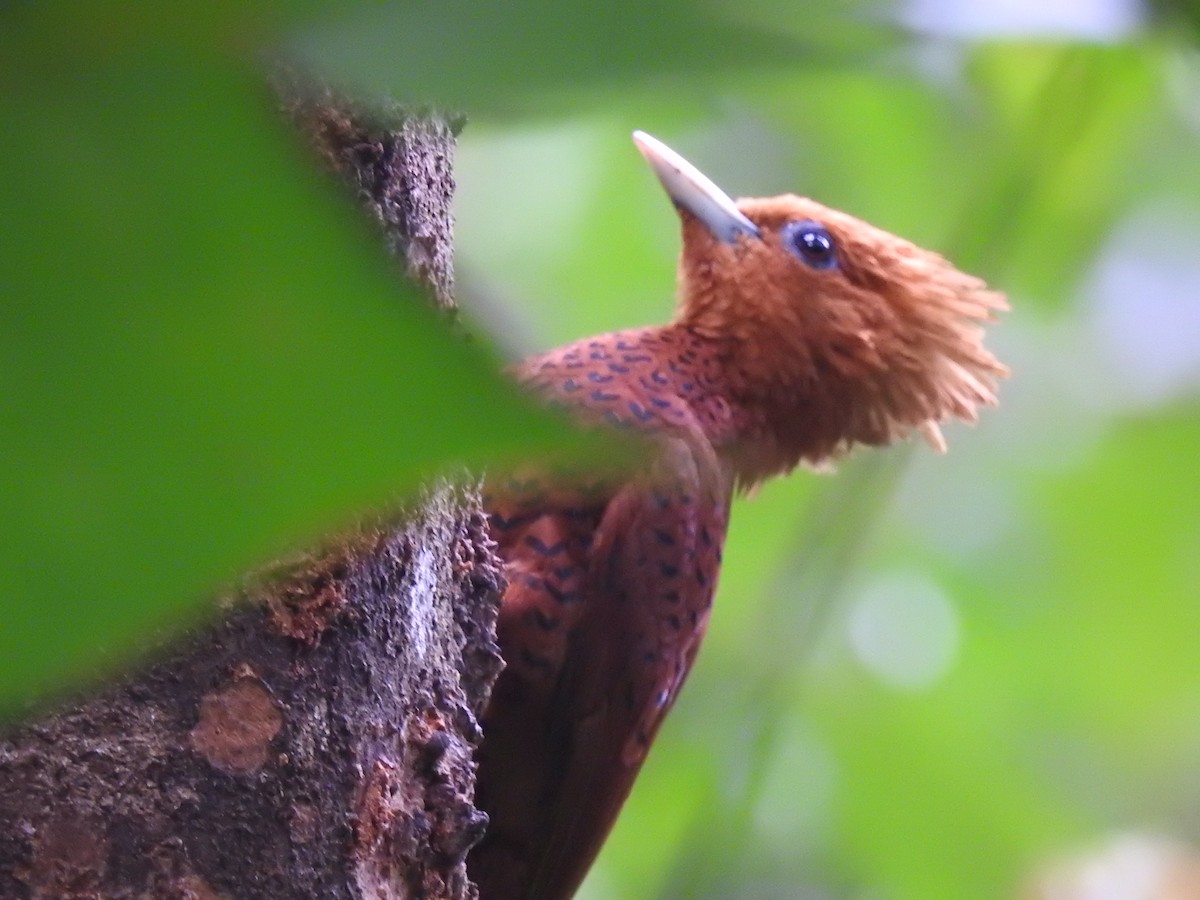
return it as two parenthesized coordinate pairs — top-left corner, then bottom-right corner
(0, 7), (589, 711)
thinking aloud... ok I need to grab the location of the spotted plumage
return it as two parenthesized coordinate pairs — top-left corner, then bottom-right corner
(468, 132), (1007, 900)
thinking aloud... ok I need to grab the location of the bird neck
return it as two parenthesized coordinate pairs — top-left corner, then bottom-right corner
(657, 319), (852, 489)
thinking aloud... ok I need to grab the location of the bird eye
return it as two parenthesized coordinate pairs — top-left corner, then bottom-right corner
(785, 220), (838, 270)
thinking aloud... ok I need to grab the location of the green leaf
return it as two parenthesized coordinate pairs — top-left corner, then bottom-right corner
(0, 15), (586, 708)
(288, 0), (893, 117)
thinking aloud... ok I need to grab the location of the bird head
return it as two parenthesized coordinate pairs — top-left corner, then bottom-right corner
(634, 130), (1008, 471)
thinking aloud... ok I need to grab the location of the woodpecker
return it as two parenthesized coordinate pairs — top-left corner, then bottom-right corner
(468, 131), (1007, 900)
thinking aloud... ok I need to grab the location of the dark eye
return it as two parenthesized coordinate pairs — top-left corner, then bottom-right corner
(785, 220), (838, 270)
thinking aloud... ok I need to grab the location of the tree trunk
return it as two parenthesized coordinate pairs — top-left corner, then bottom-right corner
(0, 84), (502, 900)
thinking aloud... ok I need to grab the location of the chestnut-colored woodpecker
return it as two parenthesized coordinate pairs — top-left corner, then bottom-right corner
(468, 131), (1007, 900)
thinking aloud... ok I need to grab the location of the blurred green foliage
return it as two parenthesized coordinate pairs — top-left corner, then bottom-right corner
(0, 4), (593, 709)
(4, 2), (1200, 898)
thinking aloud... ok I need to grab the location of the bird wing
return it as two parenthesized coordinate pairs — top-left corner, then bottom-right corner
(472, 328), (736, 899)
(521, 432), (731, 900)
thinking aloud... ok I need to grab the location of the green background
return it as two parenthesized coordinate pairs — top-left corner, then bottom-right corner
(4, 2), (1199, 897)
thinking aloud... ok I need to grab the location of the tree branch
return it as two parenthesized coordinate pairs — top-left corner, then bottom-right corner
(0, 81), (500, 900)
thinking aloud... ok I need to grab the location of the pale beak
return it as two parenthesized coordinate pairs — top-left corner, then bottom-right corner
(633, 130), (760, 244)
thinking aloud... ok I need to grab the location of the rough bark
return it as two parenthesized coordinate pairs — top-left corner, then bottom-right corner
(276, 73), (462, 312)
(0, 84), (502, 900)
